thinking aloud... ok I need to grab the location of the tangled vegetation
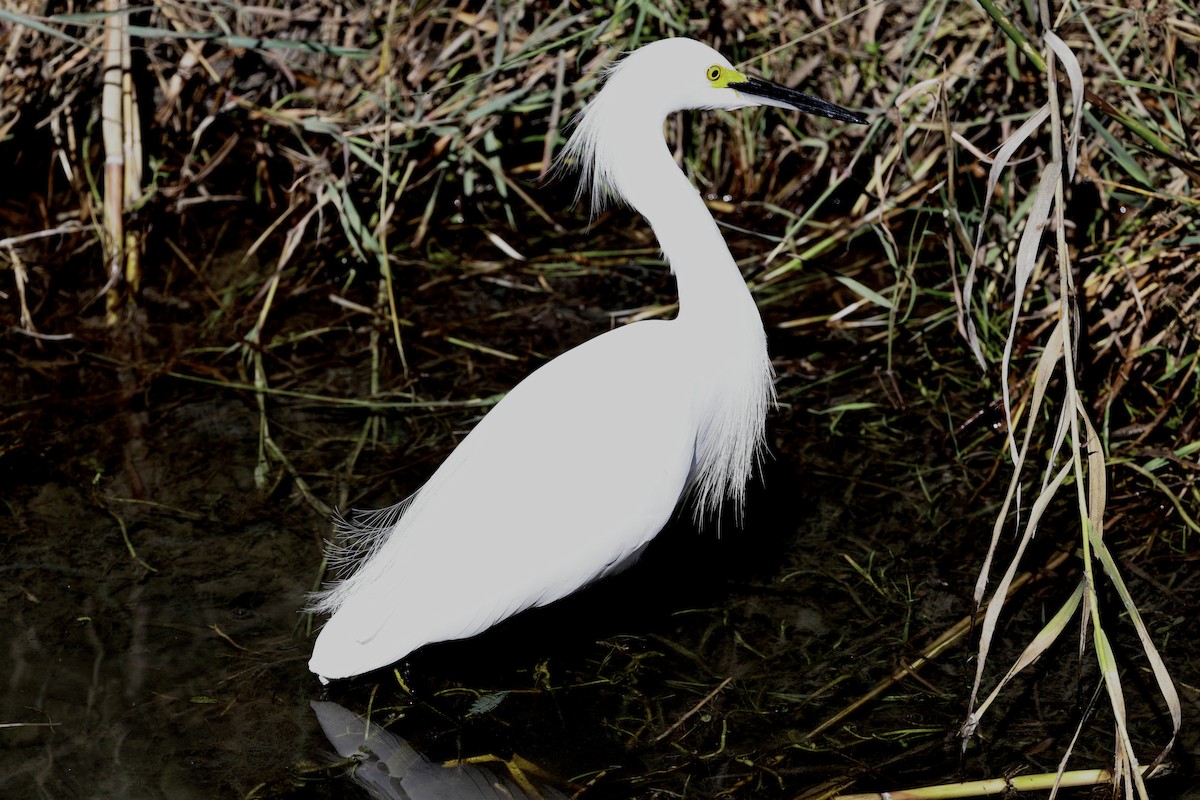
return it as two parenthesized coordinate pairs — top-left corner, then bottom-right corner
(2, 0), (1197, 797)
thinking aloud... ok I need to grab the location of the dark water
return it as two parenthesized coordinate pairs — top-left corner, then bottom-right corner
(2, 263), (1194, 798)
(3, 376), (315, 797)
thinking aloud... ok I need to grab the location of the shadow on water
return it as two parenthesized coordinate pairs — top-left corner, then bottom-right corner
(2, 220), (1196, 798)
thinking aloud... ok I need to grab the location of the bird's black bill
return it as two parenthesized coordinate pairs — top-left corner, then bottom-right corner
(729, 76), (867, 125)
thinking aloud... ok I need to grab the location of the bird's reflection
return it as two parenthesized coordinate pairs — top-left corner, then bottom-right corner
(311, 701), (568, 800)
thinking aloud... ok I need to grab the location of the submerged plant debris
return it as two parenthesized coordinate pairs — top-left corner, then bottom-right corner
(1, 1), (1198, 798)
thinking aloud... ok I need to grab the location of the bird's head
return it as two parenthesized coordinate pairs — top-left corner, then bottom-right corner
(602, 38), (867, 123)
(558, 38), (866, 211)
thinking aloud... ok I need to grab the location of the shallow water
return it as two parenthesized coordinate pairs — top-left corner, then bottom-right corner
(0, 324), (925, 798)
(2, 257), (1195, 798)
(3, 380), (317, 797)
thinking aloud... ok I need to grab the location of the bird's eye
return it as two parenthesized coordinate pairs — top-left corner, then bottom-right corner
(706, 65), (722, 82)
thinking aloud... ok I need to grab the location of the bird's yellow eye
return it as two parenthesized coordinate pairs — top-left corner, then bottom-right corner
(707, 64), (746, 89)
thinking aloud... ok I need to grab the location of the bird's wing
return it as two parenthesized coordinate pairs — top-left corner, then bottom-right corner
(310, 321), (697, 679)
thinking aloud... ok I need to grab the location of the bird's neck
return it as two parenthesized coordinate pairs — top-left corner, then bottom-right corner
(608, 119), (775, 521)
(614, 124), (759, 328)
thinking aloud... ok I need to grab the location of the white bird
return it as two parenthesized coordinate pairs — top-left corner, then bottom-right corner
(308, 37), (865, 682)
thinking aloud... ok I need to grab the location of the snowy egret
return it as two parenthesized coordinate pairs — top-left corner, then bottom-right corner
(308, 37), (866, 682)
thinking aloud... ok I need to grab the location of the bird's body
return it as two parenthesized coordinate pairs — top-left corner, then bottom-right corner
(308, 38), (865, 682)
(311, 323), (699, 678)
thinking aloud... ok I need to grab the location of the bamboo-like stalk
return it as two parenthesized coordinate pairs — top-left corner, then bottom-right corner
(121, 3), (142, 297)
(98, 0), (143, 324)
(101, 0), (125, 326)
(834, 764), (1167, 800)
